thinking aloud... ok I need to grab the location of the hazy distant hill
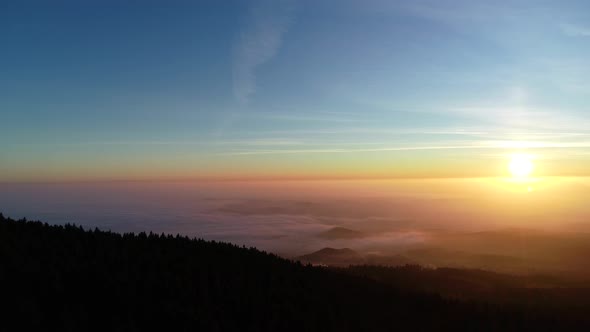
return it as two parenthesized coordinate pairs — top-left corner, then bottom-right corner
(0, 213), (588, 331)
(404, 229), (590, 277)
(297, 247), (363, 266)
(298, 247), (415, 267)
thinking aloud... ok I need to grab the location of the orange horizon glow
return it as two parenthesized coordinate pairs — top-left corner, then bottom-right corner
(2, 147), (590, 183)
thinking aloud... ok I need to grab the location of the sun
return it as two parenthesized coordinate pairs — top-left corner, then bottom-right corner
(508, 154), (534, 178)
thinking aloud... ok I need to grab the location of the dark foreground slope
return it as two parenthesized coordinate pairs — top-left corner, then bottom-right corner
(344, 265), (590, 320)
(0, 214), (582, 331)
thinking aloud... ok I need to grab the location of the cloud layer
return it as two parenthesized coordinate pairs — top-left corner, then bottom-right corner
(233, 0), (294, 104)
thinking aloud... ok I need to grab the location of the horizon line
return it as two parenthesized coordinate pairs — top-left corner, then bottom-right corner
(1, 174), (590, 185)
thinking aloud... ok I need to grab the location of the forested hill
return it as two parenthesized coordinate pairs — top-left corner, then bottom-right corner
(0, 214), (581, 331)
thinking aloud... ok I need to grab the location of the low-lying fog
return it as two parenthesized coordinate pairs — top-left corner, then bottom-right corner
(2, 177), (590, 277)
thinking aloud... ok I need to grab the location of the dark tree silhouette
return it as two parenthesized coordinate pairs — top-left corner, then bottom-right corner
(0, 214), (586, 331)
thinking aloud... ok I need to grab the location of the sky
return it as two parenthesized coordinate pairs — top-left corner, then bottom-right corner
(2, 0), (590, 182)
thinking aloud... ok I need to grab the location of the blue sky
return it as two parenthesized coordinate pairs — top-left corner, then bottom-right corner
(2, 0), (590, 181)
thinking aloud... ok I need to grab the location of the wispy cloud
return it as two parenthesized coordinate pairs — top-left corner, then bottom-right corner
(400, 1), (499, 24)
(447, 105), (590, 132)
(233, 0), (294, 104)
(223, 141), (590, 156)
(220, 145), (489, 156)
(560, 23), (590, 37)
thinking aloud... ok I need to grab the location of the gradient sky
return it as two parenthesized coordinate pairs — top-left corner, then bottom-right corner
(2, 0), (590, 182)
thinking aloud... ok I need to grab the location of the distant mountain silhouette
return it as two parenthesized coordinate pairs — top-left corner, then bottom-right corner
(298, 247), (363, 266)
(1, 213), (589, 331)
(312, 247), (359, 255)
(298, 247), (419, 267)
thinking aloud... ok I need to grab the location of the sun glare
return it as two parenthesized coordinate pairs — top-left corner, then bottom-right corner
(508, 154), (534, 178)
